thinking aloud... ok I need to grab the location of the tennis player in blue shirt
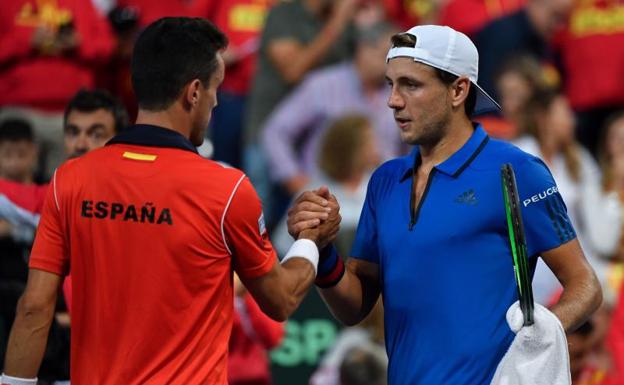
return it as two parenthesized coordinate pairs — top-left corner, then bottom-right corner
(288, 25), (602, 385)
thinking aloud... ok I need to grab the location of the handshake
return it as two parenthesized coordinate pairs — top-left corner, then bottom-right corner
(287, 185), (342, 250)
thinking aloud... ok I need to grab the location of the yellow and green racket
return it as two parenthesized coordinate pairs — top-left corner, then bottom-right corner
(501, 164), (534, 326)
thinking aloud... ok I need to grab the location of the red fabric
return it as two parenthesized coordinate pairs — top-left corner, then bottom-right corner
(29, 144), (277, 384)
(608, 283), (624, 384)
(228, 293), (284, 385)
(117, 0), (215, 28)
(475, 115), (518, 141)
(0, 178), (48, 213)
(438, 0), (525, 37)
(560, 0), (624, 110)
(382, 0), (422, 30)
(210, 0), (275, 95)
(0, 0), (115, 111)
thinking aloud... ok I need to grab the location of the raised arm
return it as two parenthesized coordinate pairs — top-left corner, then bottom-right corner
(266, 0), (356, 85)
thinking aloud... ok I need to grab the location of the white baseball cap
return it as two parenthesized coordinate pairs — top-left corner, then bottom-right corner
(386, 25), (500, 116)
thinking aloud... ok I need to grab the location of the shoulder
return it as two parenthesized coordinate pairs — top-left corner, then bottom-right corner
(481, 137), (543, 168)
(369, 153), (413, 185)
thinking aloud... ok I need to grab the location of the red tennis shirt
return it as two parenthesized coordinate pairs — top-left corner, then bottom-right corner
(29, 124), (277, 384)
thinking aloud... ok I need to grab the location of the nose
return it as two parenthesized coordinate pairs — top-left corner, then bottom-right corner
(388, 87), (404, 110)
(75, 132), (90, 152)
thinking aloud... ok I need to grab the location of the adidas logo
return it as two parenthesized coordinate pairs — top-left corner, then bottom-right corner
(455, 189), (478, 205)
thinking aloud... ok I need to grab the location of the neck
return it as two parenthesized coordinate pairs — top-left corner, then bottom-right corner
(135, 106), (191, 140)
(418, 114), (474, 169)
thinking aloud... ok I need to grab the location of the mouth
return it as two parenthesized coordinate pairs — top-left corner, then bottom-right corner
(395, 117), (411, 129)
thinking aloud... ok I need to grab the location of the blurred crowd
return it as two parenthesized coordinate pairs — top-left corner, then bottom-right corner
(1, 0), (624, 384)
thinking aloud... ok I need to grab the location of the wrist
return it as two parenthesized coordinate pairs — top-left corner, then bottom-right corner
(281, 239), (319, 275)
(315, 244), (345, 288)
(298, 229), (318, 244)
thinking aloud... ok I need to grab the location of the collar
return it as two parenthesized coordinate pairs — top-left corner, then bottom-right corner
(106, 124), (198, 154)
(399, 124), (490, 181)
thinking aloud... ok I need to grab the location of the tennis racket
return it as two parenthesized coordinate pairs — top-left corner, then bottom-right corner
(501, 163), (534, 326)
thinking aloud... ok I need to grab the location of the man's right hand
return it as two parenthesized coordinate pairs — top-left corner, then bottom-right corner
(288, 187), (341, 248)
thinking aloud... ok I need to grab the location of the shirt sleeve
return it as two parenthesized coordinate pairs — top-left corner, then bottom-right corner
(262, 4), (299, 43)
(515, 156), (577, 257)
(224, 175), (277, 279)
(29, 171), (69, 276)
(350, 175), (380, 264)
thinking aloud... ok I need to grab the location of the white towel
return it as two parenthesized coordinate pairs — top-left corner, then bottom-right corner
(490, 301), (571, 385)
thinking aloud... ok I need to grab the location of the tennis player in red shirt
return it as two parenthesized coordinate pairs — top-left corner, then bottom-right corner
(2, 17), (340, 385)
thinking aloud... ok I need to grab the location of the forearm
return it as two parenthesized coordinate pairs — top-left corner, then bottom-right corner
(270, 258), (316, 320)
(318, 259), (379, 326)
(281, 22), (347, 84)
(550, 270), (602, 332)
(3, 296), (56, 377)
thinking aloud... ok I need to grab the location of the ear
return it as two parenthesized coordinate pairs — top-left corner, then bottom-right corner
(184, 79), (203, 108)
(450, 77), (471, 110)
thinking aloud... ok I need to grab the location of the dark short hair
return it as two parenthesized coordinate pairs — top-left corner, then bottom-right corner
(0, 119), (34, 143)
(131, 17), (228, 111)
(390, 32), (477, 116)
(64, 89), (129, 133)
(319, 114), (372, 181)
(339, 348), (386, 385)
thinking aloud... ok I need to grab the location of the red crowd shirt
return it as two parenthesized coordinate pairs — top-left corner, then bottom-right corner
(228, 293), (284, 385)
(0, 0), (115, 111)
(211, 0), (275, 95)
(438, 0), (525, 37)
(117, 0), (215, 28)
(0, 178), (47, 213)
(560, 0), (624, 110)
(29, 125), (277, 384)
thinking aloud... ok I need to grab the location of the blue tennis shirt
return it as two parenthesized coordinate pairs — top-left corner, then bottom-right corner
(351, 125), (576, 385)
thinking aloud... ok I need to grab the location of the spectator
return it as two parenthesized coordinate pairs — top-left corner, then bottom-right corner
(246, 0), (357, 141)
(228, 274), (284, 385)
(475, 0), (573, 98)
(0, 120), (69, 384)
(261, 22), (399, 197)
(559, 0), (624, 156)
(63, 88), (129, 159)
(209, 0), (276, 169)
(596, 112), (624, 313)
(0, 0), (115, 179)
(382, 0), (440, 29)
(514, 89), (621, 305)
(115, 0), (213, 28)
(477, 54), (548, 140)
(339, 347), (387, 385)
(438, 0), (525, 38)
(311, 300), (386, 385)
(0, 120), (38, 185)
(244, 0), (357, 223)
(599, 112), (624, 261)
(272, 115), (381, 257)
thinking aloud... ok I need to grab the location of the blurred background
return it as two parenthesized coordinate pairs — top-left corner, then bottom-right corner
(1, 0), (623, 384)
